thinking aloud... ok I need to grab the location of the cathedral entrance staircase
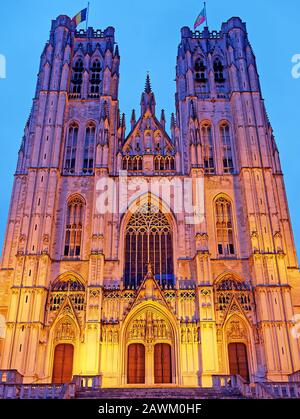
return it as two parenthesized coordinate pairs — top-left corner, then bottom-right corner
(75, 387), (246, 399)
(1, 371), (300, 399)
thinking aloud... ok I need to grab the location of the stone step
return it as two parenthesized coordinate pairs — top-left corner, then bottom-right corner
(76, 387), (246, 399)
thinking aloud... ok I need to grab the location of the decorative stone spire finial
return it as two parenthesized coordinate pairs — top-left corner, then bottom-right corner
(145, 72), (152, 93)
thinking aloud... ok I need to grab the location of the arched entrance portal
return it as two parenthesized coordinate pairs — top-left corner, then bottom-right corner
(228, 342), (249, 382)
(127, 344), (145, 384)
(52, 344), (74, 384)
(154, 343), (172, 384)
(124, 305), (177, 386)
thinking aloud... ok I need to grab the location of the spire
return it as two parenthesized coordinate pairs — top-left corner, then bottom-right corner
(121, 113), (126, 128)
(114, 43), (120, 58)
(107, 37), (114, 52)
(145, 72), (152, 93)
(160, 109), (166, 128)
(131, 109), (136, 129)
(141, 73), (156, 115)
(118, 109), (122, 127)
(171, 113), (176, 129)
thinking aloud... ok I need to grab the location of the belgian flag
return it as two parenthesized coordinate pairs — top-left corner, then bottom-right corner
(72, 8), (88, 26)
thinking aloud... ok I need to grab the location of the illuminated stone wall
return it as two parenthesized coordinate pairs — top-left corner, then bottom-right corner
(0, 15), (299, 386)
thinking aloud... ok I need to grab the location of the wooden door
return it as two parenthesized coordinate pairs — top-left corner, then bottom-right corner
(154, 343), (172, 384)
(52, 344), (74, 384)
(127, 344), (145, 384)
(228, 343), (249, 382)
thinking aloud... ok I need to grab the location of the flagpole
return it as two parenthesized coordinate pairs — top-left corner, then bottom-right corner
(204, 1), (208, 28)
(86, 2), (90, 31)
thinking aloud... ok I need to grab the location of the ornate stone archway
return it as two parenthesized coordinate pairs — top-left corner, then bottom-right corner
(124, 305), (177, 386)
(224, 315), (253, 382)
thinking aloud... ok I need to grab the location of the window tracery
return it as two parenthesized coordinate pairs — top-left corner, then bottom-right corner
(154, 156), (175, 172)
(122, 156), (143, 171)
(64, 196), (84, 258)
(89, 59), (101, 98)
(201, 123), (215, 174)
(83, 123), (96, 174)
(124, 202), (174, 288)
(70, 58), (84, 97)
(215, 197), (235, 256)
(64, 123), (78, 174)
(220, 123), (234, 174)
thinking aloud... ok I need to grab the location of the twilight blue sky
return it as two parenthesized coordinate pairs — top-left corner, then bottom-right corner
(0, 0), (299, 258)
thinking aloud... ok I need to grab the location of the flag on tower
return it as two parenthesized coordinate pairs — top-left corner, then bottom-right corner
(194, 6), (207, 30)
(72, 8), (88, 26)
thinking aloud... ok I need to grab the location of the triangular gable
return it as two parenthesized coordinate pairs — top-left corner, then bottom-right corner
(221, 294), (251, 327)
(51, 296), (81, 333)
(122, 112), (174, 154)
(124, 264), (173, 316)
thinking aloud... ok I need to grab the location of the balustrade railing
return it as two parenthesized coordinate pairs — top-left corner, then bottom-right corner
(212, 374), (300, 399)
(289, 370), (300, 382)
(0, 383), (69, 399)
(263, 382), (300, 398)
(19, 384), (66, 399)
(0, 370), (23, 384)
(1, 370), (299, 399)
(72, 375), (102, 390)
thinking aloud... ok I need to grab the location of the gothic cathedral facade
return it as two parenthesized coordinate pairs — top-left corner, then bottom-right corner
(0, 14), (299, 388)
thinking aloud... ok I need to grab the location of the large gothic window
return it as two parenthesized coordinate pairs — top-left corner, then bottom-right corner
(83, 123), (96, 174)
(64, 123), (78, 174)
(215, 197), (235, 256)
(220, 123), (234, 174)
(64, 196), (84, 258)
(124, 203), (174, 288)
(201, 123), (215, 174)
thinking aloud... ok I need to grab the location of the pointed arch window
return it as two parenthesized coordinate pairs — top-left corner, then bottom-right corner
(71, 59), (84, 97)
(154, 156), (175, 172)
(122, 156), (130, 171)
(201, 123), (215, 174)
(89, 59), (101, 98)
(83, 123), (96, 174)
(122, 156), (143, 172)
(214, 58), (225, 82)
(220, 123), (234, 174)
(64, 123), (78, 174)
(215, 197), (235, 256)
(195, 59), (207, 82)
(64, 196), (84, 258)
(124, 202), (174, 288)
